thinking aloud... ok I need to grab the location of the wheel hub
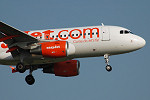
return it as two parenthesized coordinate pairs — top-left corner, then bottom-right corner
(18, 65), (23, 69)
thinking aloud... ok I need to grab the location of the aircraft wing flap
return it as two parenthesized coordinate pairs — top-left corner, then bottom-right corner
(0, 21), (39, 43)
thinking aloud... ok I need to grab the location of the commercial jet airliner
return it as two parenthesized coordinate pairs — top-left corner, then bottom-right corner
(0, 21), (146, 85)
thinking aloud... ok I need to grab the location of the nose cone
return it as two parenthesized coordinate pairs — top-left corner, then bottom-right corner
(132, 36), (146, 50)
(139, 37), (146, 48)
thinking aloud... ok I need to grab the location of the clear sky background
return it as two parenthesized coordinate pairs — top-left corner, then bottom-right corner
(0, 0), (149, 100)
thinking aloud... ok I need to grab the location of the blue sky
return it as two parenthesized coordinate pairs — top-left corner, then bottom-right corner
(0, 0), (149, 100)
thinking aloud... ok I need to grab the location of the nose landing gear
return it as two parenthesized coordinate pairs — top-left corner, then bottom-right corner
(104, 54), (112, 72)
(106, 65), (112, 72)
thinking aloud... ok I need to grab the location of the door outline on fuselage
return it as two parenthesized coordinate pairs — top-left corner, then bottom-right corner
(101, 26), (110, 41)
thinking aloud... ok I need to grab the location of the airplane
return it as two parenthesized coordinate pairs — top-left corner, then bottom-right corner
(0, 21), (146, 85)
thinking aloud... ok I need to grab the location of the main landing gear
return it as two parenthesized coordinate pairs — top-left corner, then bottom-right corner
(16, 62), (26, 73)
(25, 67), (35, 85)
(16, 63), (35, 85)
(25, 75), (35, 85)
(104, 54), (112, 72)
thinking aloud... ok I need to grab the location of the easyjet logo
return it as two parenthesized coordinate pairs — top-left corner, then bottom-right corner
(46, 45), (60, 49)
(24, 27), (100, 40)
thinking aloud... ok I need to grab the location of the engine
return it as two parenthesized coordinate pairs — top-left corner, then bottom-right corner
(43, 60), (80, 77)
(30, 41), (75, 58)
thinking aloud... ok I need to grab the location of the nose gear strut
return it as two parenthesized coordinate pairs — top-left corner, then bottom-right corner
(104, 54), (112, 72)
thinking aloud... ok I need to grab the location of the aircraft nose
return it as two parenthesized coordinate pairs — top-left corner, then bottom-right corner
(132, 36), (146, 49)
(139, 37), (146, 48)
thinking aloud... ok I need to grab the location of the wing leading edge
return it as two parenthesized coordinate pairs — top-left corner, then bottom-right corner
(0, 21), (39, 44)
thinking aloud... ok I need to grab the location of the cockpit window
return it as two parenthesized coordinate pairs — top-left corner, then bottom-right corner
(129, 31), (133, 34)
(120, 30), (132, 34)
(125, 30), (129, 34)
(120, 30), (123, 34)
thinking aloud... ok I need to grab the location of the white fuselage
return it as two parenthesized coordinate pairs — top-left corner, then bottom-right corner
(0, 25), (146, 65)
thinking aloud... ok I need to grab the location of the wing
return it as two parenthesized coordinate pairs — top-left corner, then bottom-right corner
(0, 21), (39, 45)
(0, 21), (41, 58)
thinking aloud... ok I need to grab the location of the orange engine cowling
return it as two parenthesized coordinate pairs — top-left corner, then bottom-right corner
(30, 41), (75, 58)
(43, 60), (80, 77)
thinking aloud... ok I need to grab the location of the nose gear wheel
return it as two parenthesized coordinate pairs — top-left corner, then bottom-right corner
(106, 65), (112, 72)
(104, 54), (112, 72)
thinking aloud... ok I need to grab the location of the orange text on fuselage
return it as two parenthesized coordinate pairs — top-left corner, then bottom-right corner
(24, 27), (100, 40)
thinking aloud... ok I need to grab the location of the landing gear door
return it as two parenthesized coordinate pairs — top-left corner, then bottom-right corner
(101, 27), (110, 41)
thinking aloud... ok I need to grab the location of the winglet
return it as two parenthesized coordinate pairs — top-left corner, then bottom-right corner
(9, 66), (18, 73)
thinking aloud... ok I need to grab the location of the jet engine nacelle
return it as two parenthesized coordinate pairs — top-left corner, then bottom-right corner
(30, 41), (75, 58)
(43, 60), (80, 77)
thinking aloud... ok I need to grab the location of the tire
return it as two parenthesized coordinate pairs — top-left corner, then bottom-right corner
(25, 75), (35, 85)
(106, 65), (112, 72)
(16, 63), (26, 73)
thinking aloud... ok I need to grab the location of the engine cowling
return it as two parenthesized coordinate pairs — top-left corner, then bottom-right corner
(43, 60), (80, 77)
(30, 41), (75, 58)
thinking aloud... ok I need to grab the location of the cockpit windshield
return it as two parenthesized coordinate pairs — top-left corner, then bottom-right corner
(120, 30), (133, 34)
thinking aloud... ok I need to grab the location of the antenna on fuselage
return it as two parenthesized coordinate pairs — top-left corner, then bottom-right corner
(101, 23), (104, 26)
